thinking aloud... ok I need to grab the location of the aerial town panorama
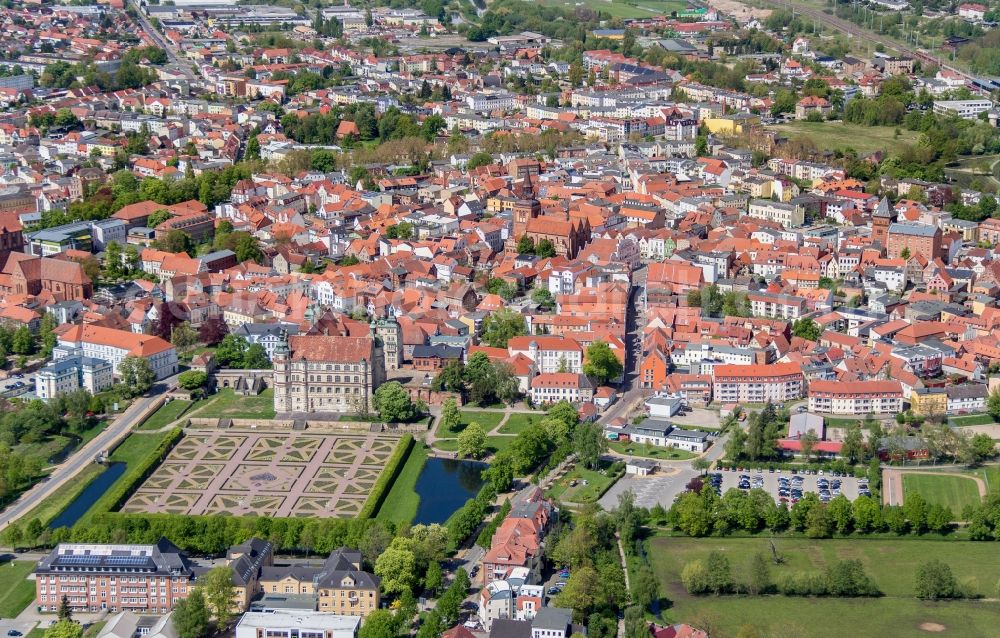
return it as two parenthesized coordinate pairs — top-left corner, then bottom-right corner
(1, 0), (1000, 636)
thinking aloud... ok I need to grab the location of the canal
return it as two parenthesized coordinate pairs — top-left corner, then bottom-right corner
(48, 462), (126, 530)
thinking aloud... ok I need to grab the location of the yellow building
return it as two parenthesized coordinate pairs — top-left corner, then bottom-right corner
(910, 388), (947, 417)
(703, 113), (761, 135)
(258, 547), (381, 618)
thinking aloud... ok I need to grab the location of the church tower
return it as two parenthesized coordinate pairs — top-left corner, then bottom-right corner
(872, 197), (895, 252)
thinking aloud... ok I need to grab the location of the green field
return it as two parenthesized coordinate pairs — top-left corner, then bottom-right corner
(375, 441), (428, 523)
(499, 413), (541, 435)
(948, 413), (998, 427)
(547, 460), (622, 503)
(0, 559), (37, 617)
(538, 0), (687, 19)
(768, 121), (921, 156)
(902, 474), (983, 513)
(139, 399), (192, 430)
(191, 388), (275, 419)
(646, 535), (1000, 637)
(608, 440), (696, 460)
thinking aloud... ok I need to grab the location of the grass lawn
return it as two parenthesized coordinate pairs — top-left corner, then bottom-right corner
(0, 559), (37, 617)
(902, 473), (983, 513)
(436, 410), (506, 438)
(192, 388), (275, 419)
(964, 464), (1000, 493)
(608, 440), (696, 460)
(138, 399), (192, 431)
(547, 460), (621, 503)
(539, 0), (687, 19)
(768, 121), (921, 156)
(948, 413), (998, 427)
(375, 441), (428, 524)
(499, 413), (541, 435)
(825, 417), (864, 427)
(646, 535), (1000, 637)
(433, 435), (514, 455)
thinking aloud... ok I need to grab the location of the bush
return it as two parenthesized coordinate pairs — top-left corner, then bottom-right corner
(681, 559), (711, 595)
(359, 434), (414, 519)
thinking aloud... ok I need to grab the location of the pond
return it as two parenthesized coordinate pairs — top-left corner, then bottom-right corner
(49, 462), (126, 530)
(412, 457), (487, 525)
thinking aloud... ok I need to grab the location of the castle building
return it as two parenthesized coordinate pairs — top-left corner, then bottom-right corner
(272, 332), (385, 414)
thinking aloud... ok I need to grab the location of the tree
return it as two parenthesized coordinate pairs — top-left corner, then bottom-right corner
(746, 552), (771, 596)
(799, 429), (819, 462)
(172, 588), (210, 638)
(358, 610), (395, 638)
(245, 134), (261, 161)
(480, 308), (527, 348)
(705, 551), (733, 594)
(147, 209), (173, 229)
(202, 565), (235, 625)
(842, 423), (865, 464)
(11, 326), (33, 355)
(373, 381), (417, 422)
(118, 356), (155, 398)
(556, 565), (601, 622)
(915, 559), (961, 600)
(583, 340), (623, 385)
(631, 564), (660, 610)
(58, 595), (73, 621)
(242, 344), (271, 369)
(536, 239), (556, 258)
(516, 235), (535, 255)
(573, 422), (607, 470)
(44, 621), (82, 638)
(971, 432), (996, 462)
(681, 559), (711, 595)
(791, 317), (821, 341)
(466, 151), (494, 170)
(440, 397), (461, 434)
(374, 541), (417, 596)
(155, 302), (182, 341)
(199, 315), (229, 345)
(457, 421), (487, 459)
(214, 334), (248, 367)
(531, 286), (555, 310)
(178, 370), (207, 391)
(171, 322), (199, 350)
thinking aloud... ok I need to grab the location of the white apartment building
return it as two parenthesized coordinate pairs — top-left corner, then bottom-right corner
(35, 356), (113, 400)
(56, 325), (178, 380)
(807, 380), (904, 415)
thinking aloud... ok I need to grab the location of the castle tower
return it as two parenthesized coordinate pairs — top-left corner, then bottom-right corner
(371, 316), (402, 372)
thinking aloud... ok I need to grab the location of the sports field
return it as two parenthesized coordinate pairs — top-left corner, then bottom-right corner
(902, 473), (983, 514)
(646, 535), (1000, 637)
(538, 0), (687, 19)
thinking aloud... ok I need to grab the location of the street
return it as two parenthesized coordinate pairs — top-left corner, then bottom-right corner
(0, 375), (178, 533)
(128, 0), (197, 81)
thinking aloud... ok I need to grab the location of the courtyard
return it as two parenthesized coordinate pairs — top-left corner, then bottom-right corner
(122, 430), (401, 518)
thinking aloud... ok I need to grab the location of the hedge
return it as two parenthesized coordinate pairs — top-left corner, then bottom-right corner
(78, 427), (183, 526)
(55, 511), (390, 556)
(360, 433), (415, 519)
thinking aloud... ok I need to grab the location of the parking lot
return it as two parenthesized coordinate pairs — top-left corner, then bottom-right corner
(0, 374), (35, 399)
(599, 467), (700, 510)
(711, 467), (872, 504)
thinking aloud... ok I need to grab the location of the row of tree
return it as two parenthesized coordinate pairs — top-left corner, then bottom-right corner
(668, 485), (955, 538)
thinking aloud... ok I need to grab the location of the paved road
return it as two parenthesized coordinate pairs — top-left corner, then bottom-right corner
(0, 375), (178, 533)
(128, 0), (197, 81)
